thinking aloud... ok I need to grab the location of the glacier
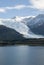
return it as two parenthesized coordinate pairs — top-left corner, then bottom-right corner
(0, 15), (44, 38)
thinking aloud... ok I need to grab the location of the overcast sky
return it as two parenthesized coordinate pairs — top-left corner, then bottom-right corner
(0, 0), (44, 18)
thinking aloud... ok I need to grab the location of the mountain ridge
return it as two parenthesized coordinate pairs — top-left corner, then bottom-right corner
(0, 25), (24, 41)
(0, 14), (44, 38)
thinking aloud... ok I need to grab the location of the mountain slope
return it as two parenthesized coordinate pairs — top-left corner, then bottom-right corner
(0, 15), (44, 38)
(28, 14), (44, 35)
(0, 25), (24, 41)
(20, 14), (44, 36)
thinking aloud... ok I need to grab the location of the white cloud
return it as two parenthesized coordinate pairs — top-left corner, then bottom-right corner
(30, 0), (44, 10)
(14, 5), (26, 9)
(0, 4), (42, 13)
(0, 8), (6, 12)
(0, 5), (30, 13)
(0, 1), (44, 13)
(0, 5), (27, 13)
(0, 0), (44, 13)
(5, 5), (27, 10)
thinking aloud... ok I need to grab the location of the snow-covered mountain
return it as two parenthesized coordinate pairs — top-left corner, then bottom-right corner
(0, 14), (44, 38)
(28, 14), (44, 28)
(21, 14), (44, 28)
(20, 14), (44, 36)
(26, 14), (44, 35)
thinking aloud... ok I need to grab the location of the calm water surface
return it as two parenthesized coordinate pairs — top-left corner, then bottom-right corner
(0, 45), (44, 65)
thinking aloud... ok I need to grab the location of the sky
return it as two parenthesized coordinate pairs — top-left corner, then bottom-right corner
(0, 0), (44, 18)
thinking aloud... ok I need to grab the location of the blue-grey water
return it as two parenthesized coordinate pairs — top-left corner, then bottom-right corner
(0, 45), (44, 65)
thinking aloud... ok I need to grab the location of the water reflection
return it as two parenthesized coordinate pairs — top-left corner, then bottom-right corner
(0, 46), (44, 65)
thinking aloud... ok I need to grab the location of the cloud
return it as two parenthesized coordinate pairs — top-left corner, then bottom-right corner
(6, 5), (35, 10)
(0, 5), (31, 13)
(0, 8), (6, 12)
(30, 0), (44, 10)
(0, 5), (27, 13)
(5, 5), (25, 10)
(0, 1), (44, 13)
(13, 5), (26, 9)
(0, 0), (44, 13)
(5, 5), (28, 10)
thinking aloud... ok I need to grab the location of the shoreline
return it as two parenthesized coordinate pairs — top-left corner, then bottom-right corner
(0, 38), (44, 46)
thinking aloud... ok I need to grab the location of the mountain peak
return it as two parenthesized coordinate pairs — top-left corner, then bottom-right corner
(37, 14), (44, 18)
(12, 16), (35, 22)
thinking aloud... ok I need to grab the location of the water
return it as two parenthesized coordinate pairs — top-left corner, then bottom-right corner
(0, 45), (44, 65)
